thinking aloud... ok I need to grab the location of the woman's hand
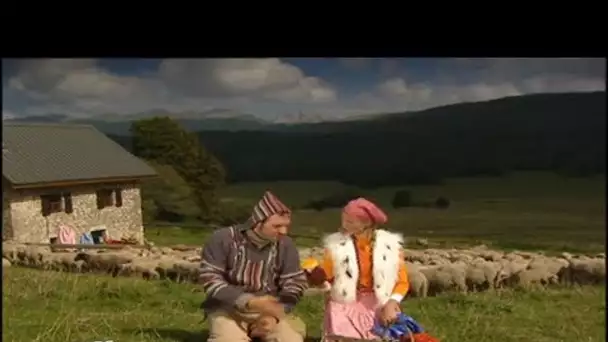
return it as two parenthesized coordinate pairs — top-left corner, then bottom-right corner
(247, 296), (286, 320)
(379, 299), (401, 326)
(304, 266), (329, 286)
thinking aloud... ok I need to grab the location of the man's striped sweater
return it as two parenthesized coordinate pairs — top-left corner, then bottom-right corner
(199, 223), (308, 314)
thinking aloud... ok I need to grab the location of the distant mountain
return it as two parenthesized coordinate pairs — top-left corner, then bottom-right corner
(6, 114), (70, 123)
(5, 109), (271, 135)
(107, 91), (606, 186)
(266, 91), (608, 134)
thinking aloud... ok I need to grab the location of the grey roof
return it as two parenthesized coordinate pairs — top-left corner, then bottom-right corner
(3, 122), (157, 186)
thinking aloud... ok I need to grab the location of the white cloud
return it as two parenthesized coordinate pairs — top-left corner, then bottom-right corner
(157, 58), (336, 103)
(5, 59), (170, 116)
(345, 67), (604, 115)
(4, 58), (337, 118)
(2, 58), (605, 122)
(8, 59), (97, 94)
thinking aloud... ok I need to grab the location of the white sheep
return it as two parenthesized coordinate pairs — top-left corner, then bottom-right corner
(478, 250), (504, 262)
(21, 246), (51, 267)
(148, 246), (163, 255)
(513, 251), (539, 260)
(404, 262), (429, 298)
(41, 252), (77, 271)
(74, 250), (138, 274)
(172, 260), (201, 283)
(505, 266), (557, 289)
(118, 259), (161, 280)
(420, 263), (467, 295)
(503, 252), (526, 263)
(526, 256), (568, 284)
(70, 259), (87, 273)
(150, 255), (180, 280)
(2, 242), (26, 262)
(494, 259), (530, 288)
(465, 260), (501, 292)
(563, 258), (606, 285)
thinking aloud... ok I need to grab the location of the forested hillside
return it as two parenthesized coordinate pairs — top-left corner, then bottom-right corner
(108, 91), (606, 186)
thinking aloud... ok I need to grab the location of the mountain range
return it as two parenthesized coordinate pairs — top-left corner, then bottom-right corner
(4, 91), (606, 138)
(4, 108), (271, 135)
(94, 91), (606, 186)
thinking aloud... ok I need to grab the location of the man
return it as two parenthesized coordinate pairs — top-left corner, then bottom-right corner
(199, 191), (308, 342)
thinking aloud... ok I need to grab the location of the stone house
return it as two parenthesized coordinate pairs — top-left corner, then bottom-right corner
(2, 123), (157, 244)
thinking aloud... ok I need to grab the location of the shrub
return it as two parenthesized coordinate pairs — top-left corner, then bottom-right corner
(435, 196), (450, 209)
(391, 190), (412, 208)
(210, 202), (252, 226)
(303, 188), (364, 211)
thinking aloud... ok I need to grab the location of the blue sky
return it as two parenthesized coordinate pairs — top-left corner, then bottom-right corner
(2, 58), (605, 122)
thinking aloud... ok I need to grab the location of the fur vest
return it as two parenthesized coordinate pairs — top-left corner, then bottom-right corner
(323, 229), (403, 306)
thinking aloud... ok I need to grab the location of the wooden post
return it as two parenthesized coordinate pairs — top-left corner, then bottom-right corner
(22, 242), (201, 251)
(24, 242), (146, 250)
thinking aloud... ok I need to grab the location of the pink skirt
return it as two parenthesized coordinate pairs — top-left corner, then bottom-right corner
(323, 291), (380, 340)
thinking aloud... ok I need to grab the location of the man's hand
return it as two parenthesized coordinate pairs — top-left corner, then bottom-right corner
(246, 295), (277, 310)
(249, 315), (279, 338)
(246, 296), (286, 320)
(379, 299), (401, 326)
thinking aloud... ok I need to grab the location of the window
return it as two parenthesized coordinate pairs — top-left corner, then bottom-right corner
(96, 188), (123, 209)
(41, 192), (72, 216)
(63, 192), (73, 214)
(90, 228), (107, 244)
(96, 189), (114, 209)
(115, 189), (123, 207)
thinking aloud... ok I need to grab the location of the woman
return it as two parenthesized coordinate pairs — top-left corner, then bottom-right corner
(306, 197), (410, 340)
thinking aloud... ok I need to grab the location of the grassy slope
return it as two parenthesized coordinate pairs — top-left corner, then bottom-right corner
(3, 267), (605, 342)
(147, 172), (606, 253)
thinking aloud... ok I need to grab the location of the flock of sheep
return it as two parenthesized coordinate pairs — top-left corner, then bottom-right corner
(2, 242), (203, 283)
(3, 241), (606, 298)
(301, 245), (606, 297)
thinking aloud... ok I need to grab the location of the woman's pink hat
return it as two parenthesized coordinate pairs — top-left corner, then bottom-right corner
(343, 197), (388, 225)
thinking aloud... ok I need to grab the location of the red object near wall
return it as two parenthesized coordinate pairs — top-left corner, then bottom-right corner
(402, 332), (441, 342)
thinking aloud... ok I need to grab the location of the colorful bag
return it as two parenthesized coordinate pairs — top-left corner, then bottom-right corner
(370, 312), (440, 342)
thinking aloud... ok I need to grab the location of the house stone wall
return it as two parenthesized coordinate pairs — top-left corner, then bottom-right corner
(3, 188), (12, 240)
(6, 183), (145, 244)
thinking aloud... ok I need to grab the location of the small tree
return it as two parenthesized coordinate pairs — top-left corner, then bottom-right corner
(213, 202), (252, 226)
(303, 188), (363, 211)
(131, 117), (226, 221)
(391, 189), (412, 208)
(140, 161), (200, 222)
(435, 196), (450, 209)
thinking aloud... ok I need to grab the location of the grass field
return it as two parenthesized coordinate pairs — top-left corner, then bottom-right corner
(3, 267), (605, 342)
(146, 172), (606, 253)
(4, 172), (606, 341)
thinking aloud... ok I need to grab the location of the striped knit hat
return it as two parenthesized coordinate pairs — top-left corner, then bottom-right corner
(251, 191), (291, 224)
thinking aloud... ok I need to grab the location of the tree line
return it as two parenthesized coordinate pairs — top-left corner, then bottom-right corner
(123, 91), (606, 223)
(129, 117), (249, 225)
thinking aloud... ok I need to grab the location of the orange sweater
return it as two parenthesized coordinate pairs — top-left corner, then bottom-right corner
(321, 235), (410, 301)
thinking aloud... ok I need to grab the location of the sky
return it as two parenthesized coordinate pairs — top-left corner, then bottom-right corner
(2, 58), (605, 122)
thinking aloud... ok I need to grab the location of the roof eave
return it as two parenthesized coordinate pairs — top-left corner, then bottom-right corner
(7, 174), (158, 190)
